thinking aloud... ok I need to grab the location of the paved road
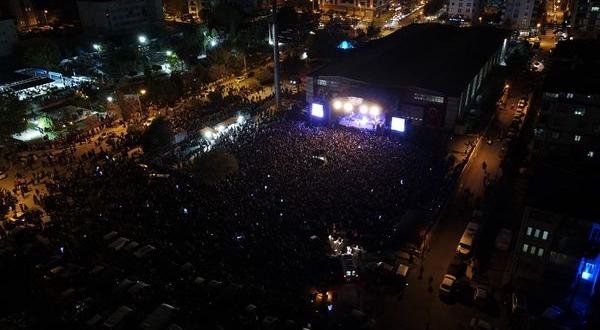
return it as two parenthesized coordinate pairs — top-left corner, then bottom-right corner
(373, 80), (533, 330)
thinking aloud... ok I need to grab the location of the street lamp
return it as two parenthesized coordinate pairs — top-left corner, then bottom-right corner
(106, 96), (114, 102)
(140, 89), (147, 95)
(166, 50), (173, 56)
(93, 43), (101, 51)
(138, 35), (148, 44)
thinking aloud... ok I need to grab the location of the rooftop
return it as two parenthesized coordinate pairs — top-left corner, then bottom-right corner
(544, 40), (600, 95)
(311, 23), (509, 96)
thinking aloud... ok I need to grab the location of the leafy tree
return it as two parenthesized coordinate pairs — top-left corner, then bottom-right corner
(208, 64), (230, 81)
(105, 46), (140, 77)
(424, 0), (444, 16)
(205, 2), (244, 33)
(191, 149), (239, 185)
(277, 5), (299, 28)
(367, 24), (380, 39)
(22, 39), (61, 70)
(0, 91), (28, 142)
(140, 117), (173, 157)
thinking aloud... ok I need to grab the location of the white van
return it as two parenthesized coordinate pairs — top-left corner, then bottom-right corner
(456, 222), (480, 255)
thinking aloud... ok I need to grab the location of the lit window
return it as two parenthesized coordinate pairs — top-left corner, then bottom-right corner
(574, 108), (586, 116)
(575, 135), (581, 142)
(317, 79), (327, 86)
(530, 246), (537, 255)
(538, 248), (544, 257)
(542, 231), (548, 240)
(588, 151), (595, 158)
(527, 227), (532, 236)
(414, 93), (444, 104)
(534, 229), (540, 238)
(566, 93), (574, 99)
(522, 243), (529, 252)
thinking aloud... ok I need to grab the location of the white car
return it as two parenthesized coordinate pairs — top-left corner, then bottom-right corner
(439, 274), (456, 295)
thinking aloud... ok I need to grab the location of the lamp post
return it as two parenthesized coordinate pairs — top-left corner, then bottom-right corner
(272, 0), (281, 111)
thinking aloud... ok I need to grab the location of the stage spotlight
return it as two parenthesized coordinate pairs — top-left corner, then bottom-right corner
(359, 104), (368, 114)
(369, 105), (381, 116)
(333, 100), (343, 110)
(343, 102), (353, 112)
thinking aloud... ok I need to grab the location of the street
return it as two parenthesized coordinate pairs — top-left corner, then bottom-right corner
(372, 78), (533, 330)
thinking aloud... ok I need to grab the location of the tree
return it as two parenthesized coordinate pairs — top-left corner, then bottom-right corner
(424, 0), (444, 16)
(22, 39), (61, 70)
(366, 24), (380, 39)
(191, 149), (239, 185)
(0, 91), (28, 142)
(278, 5), (299, 28)
(140, 117), (173, 157)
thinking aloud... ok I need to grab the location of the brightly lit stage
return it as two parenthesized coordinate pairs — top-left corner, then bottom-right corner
(310, 96), (406, 133)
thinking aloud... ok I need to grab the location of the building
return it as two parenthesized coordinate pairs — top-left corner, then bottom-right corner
(77, 0), (164, 36)
(503, 0), (538, 31)
(448, 0), (480, 21)
(163, 0), (201, 20)
(569, 0), (600, 38)
(511, 207), (600, 309)
(3, 0), (38, 32)
(0, 19), (18, 57)
(306, 24), (509, 131)
(318, 0), (392, 18)
(534, 40), (600, 164)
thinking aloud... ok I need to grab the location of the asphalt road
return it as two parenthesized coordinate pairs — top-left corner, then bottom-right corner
(372, 80), (532, 330)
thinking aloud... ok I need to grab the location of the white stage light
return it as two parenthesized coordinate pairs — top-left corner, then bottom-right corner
(343, 102), (353, 112)
(369, 105), (381, 116)
(333, 100), (343, 110)
(359, 104), (368, 114)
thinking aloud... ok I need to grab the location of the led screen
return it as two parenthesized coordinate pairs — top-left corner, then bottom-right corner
(311, 103), (324, 118)
(391, 117), (406, 132)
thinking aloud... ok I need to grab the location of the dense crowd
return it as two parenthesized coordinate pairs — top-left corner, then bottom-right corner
(34, 111), (453, 326)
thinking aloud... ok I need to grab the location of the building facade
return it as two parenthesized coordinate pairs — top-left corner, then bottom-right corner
(534, 40), (600, 164)
(318, 0), (392, 18)
(306, 24), (508, 131)
(503, 0), (538, 31)
(569, 0), (600, 38)
(77, 0), (164, 35)
(448, 0), (480, 21)
(511, 207), (600, 298)
(5, 0), (38, 32)
(0, 19), (18, 57)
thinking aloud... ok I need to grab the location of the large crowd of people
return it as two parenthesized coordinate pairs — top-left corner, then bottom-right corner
(18, 110), (453, 328)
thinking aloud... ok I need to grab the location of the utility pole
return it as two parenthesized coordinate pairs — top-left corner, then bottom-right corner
(272, 0), (281, 110)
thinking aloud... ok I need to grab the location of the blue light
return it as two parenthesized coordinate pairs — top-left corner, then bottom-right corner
(337, 40), (354, 50)
(581, 261), (596, 281)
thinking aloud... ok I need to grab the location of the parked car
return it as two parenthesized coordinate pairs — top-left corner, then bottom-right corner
(511, 293), (528, 314)
(495, 229), (512, 251)
(439, 274), (457, 296)
(474, 284), (490, 307)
